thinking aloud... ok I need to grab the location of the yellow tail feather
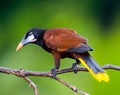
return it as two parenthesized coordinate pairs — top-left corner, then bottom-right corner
(78, 58), (109, 82)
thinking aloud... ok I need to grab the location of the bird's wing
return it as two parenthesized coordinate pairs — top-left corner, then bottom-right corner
(44, 28), (91, 52)
(66, 43), (93, 53)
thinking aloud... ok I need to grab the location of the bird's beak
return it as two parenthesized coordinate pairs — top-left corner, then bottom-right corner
(16, 42), (23, 51)
(16, 34), (37, 51)
(16, 36), (28, 51)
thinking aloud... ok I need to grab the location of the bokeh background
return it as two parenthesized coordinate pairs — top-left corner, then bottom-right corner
(0, 0), (120, 95)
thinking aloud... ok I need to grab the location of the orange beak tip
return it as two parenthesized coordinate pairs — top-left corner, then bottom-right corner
(16, 43), (23, 51)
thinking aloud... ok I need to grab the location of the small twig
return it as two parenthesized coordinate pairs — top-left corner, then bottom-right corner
(23, 77), (38, 95)
(102, 64), (120, 70)
(55, 77), (90, 95)
(0, 64), (119, 95)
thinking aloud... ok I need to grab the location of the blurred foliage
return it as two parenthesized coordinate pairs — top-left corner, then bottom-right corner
(0, 0), (120, 95)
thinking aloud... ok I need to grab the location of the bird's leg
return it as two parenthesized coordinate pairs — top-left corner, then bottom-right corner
(72, 59), (80, 74)
(51, 51), (60, 78)
(51, 60), (60, 78)
(51, 61), (60, 78)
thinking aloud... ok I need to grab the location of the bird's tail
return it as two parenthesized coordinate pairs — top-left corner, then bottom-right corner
(78, 54), (109, 82)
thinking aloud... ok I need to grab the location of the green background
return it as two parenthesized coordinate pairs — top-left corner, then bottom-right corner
(0, 0), (120, 95)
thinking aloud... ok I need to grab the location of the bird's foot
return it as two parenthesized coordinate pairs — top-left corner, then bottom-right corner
(51, 68), (57, 78)
(72, 63), (78, 74)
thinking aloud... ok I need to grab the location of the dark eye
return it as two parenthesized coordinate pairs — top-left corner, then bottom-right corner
(25, 32), (33, 39)
(28, 32), (33, 36)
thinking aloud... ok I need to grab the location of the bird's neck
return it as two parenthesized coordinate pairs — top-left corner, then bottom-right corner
(40, 40), (51, 52)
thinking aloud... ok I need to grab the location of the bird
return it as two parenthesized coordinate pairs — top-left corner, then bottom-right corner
(16, 28), (109, 82)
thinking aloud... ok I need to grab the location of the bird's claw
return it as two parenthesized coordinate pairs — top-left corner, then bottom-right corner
(72, 63), (78, 74)
(51, 68), (57, 78)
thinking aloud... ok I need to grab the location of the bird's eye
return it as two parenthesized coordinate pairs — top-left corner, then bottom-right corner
(25, 32), (33, 39)
(28, 32), (33, 36)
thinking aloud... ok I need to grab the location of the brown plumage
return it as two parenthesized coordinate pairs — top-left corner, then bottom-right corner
(16, 28), (109, 82)
(44, 28), (87, 52)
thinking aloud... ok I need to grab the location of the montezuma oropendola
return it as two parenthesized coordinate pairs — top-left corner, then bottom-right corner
(16, 28), (109, 82)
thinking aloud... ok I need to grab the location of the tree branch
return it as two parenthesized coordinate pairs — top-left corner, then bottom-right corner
(54, 77), (90, 95)
(23, 77), (38, 95)
(0, 64), (119, 95)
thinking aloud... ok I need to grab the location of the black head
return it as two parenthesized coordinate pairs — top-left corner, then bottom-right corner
(16, 28), (46, 51)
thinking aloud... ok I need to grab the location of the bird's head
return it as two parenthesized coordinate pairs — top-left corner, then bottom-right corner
(16, 28), (46, 51)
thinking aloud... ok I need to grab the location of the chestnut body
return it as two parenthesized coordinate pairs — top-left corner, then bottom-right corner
(16, 28), (109, 82)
